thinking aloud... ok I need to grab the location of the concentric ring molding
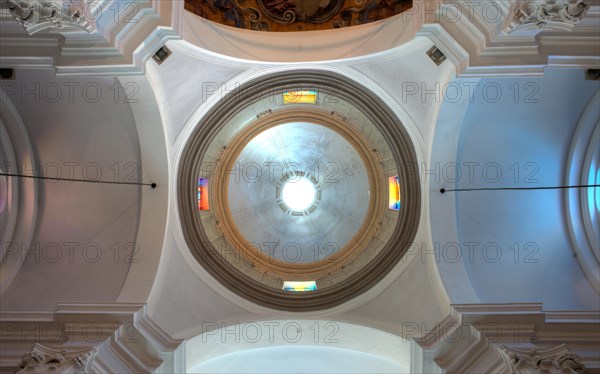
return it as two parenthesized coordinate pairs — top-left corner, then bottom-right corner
(178, 70), (421, 311)
(211, 109), (386, 281)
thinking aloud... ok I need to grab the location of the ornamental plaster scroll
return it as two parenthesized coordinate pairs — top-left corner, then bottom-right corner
(15, 344), (97, 374)
(501, 344), (587, 374)
(7, 0), (93, 34)
(507, 0), (592, 32)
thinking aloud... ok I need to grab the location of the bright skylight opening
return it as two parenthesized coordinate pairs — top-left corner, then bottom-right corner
(282, 177), (316, 211)
(283, 281), (317, 292)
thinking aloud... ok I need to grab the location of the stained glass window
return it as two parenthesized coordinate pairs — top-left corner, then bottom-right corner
(283, 281), (317, 292)
(388, 175), (401, 210)
(283, 90), (318, 105)
(198, 177), (209, 211)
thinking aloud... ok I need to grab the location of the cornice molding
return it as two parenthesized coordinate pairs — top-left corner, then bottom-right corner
(430, 1), (600, 76)
(0, 0), (180, 76)
(413, 303), (600, 373)
(0, 303), (182, 373)
(1, 1), (598, 76)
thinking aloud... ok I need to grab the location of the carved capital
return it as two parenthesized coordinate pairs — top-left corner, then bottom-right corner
(507, 0), (592, 33)
(502, 344), (587, 374)
(16, 344), (97, 374)
(8, 0), (92, 35)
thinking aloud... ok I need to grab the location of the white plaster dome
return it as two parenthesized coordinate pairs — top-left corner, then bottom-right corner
(178, 70), (421, 311)
(228, 122), (370, 264)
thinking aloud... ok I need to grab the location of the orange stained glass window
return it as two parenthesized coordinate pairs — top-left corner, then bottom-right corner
(388, 175), (401, 210)
(198, 177), (209, 211)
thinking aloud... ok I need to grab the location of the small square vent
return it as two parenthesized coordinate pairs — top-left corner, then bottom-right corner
(426, 46), (447, 66)
(153, 45), (172, 65)
(585, 69), (600, 80)
(0, 68), (15, 80)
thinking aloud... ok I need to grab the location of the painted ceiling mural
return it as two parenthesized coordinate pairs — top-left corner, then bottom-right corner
(184, 0), (413, 31)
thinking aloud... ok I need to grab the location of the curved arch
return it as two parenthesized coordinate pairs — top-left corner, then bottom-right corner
(0, 88), (38, 295)
(185, 319), (411, 373)
(426, 76), (481, 304)
(115, 76), (171, 304)
(565, 89), (600, 293)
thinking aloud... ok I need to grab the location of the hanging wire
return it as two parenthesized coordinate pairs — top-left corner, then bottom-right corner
(440, 184), (599, 193)
(0, 173), (156, 188)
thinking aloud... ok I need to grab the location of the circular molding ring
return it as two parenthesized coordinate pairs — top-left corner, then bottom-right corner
(210, 108), (386, 279)
(178, 70), (421, 311)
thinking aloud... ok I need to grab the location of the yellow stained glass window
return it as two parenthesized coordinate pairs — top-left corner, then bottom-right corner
(388, 175), (401, 210)
(283, 281), (317, 292)
(283, 90), (318, 105)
